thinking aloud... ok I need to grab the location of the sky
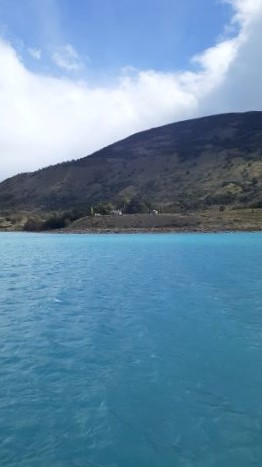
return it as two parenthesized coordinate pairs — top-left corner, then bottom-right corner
(0, 0), (262, 180)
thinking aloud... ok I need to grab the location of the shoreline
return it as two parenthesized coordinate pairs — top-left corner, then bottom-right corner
(1, 209), (262, 234)
(29, 226), (262, 234)
(2, 225), (262, 235)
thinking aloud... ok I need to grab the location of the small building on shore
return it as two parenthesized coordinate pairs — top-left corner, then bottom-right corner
(110, 209), (123, 216)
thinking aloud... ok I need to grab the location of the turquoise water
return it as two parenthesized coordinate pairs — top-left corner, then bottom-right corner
(1, 232), (262, 466)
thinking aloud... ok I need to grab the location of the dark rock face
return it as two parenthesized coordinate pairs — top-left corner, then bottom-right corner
(1, 111), (262, 212)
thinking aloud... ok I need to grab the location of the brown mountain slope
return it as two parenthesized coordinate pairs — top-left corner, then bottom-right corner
(1, 111), (262, 214)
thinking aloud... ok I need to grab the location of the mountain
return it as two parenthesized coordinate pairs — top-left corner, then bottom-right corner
(1, 111), (262, 217)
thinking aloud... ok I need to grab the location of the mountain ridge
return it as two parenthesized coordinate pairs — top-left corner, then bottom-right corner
(1, 111), (262, 218)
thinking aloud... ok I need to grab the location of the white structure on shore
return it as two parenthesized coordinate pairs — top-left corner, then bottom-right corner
(110, 209), (123, 216)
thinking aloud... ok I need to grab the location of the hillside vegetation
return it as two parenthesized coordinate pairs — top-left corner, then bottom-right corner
(1, 111), (262, 231)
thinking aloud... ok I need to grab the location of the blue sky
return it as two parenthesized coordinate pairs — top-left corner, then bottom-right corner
(0, 0), (262, 179)
(0, 0), (232, 79)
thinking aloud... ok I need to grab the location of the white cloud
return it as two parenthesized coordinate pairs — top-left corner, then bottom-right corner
(28, 47), (42, 60)
(51, 43), (83, 71)
(0, 0), (262, 181)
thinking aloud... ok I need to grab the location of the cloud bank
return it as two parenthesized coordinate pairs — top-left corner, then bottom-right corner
(0, 0), (262, 180)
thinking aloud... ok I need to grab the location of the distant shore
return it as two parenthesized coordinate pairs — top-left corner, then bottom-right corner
(59, 226), (262, 234)
(1, 209), (262, 234)
(60, 210), (262, 234)
(52, 230), (262, 236)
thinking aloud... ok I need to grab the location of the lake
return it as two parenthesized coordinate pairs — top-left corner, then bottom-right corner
(1, 232), (262, 466)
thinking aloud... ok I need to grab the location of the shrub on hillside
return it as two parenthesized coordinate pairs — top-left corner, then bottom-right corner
(42, 214), (70, 230)
(125, 198), (151, 214)
(23, 218), (44, 232)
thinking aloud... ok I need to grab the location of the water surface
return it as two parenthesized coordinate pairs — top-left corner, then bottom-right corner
(1, 232), (262, 466)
